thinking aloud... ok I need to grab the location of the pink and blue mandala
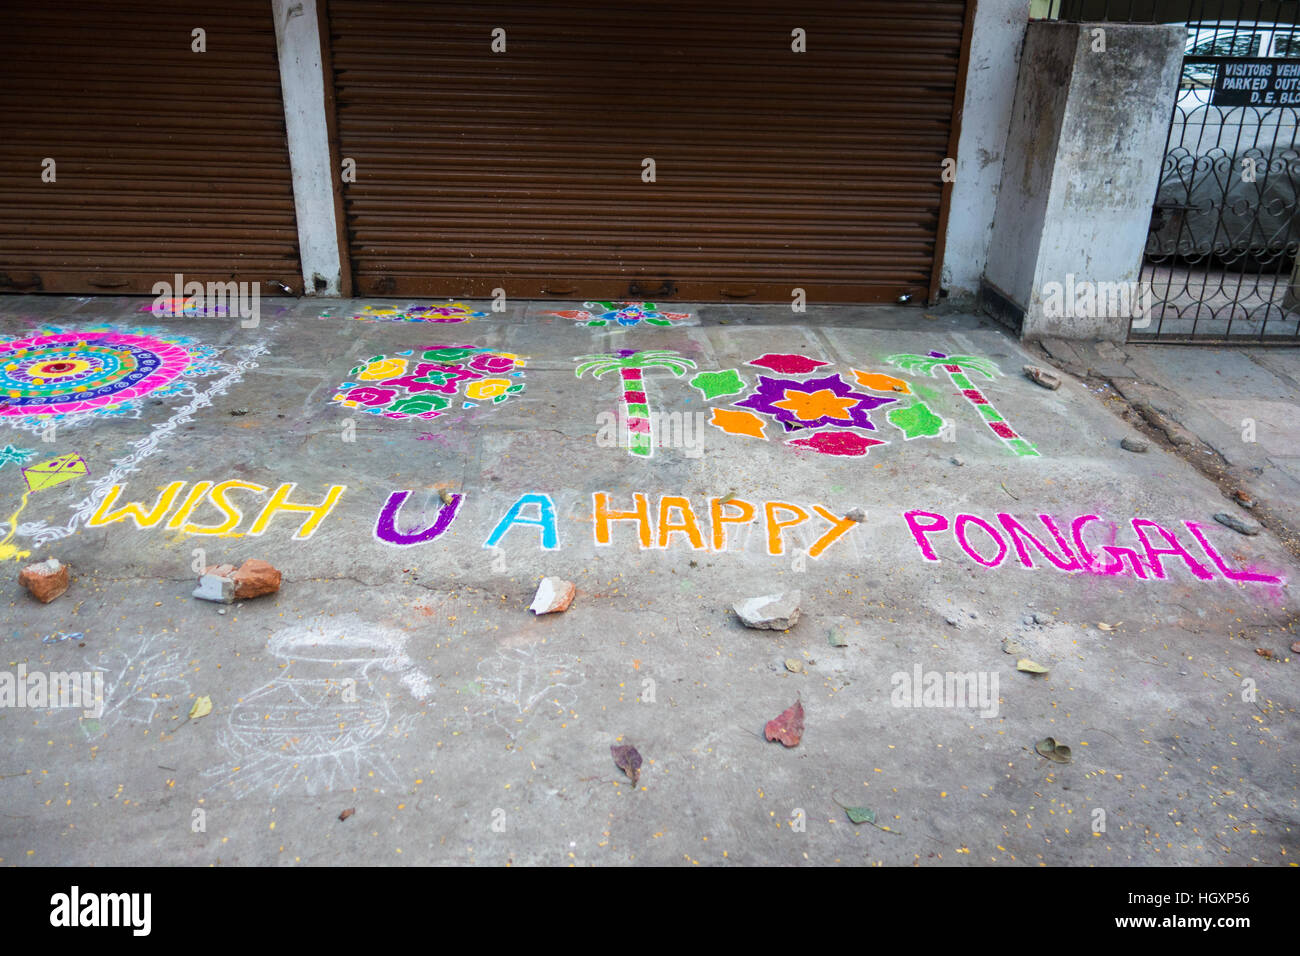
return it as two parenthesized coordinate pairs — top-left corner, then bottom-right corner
(0, 325), (245, 434)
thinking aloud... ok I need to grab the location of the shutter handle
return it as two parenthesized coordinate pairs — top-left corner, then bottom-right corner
(629, 280), (674, 297)
(543, 284), (576, 295)
(88, 277), (129, 288)
(0, 272), (42, 290)
(720, 287), (757, 298)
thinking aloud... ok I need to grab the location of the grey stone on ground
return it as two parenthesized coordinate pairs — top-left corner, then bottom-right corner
(529, 576), (576, 614)
(734, 591), (801, 630)
(193, 573), (235, 604)
(1120, 436), (1149, 453)
(1023, 364), (1062, 390)
(1213, 512), (1261, 536)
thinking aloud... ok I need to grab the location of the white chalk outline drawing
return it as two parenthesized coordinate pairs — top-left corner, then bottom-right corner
(85, 631), (191, 729)
(11, 329), (269, 547)
(468, 644), (585, 739)
(202, 616), (430, 798)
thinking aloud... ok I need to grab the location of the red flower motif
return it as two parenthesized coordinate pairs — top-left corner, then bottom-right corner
(786, 430), (885, 457)
(381, 362), (482, 395)
(748, 353), (829, 375)
(467, 353), (517, 374)
(343, 386), (396, 407)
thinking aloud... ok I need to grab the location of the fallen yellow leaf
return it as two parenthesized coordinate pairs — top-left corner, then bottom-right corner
(189, 695), (213, 720)
(1017, 659), (1049, 674)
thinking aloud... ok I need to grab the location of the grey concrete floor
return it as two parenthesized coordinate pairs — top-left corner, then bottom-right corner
(0, 296), (1295, 867)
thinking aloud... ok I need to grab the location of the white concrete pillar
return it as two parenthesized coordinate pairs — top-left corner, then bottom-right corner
(941, 0), (1032, 300)
(272, 0), (344, 296)
(982, 21), (1185, 341)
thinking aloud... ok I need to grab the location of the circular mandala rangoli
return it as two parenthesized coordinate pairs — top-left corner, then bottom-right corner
(0, 332), (191, 417)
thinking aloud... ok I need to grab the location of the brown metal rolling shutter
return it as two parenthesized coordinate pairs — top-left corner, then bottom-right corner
(0, 1), (302, 294)
(328, 0), (969, 303)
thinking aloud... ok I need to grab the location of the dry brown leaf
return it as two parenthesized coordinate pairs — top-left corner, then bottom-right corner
(765, 700), (804, 748)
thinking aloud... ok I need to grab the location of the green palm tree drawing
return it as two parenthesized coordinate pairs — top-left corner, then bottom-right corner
(885, 351), (1039, 458)
(575, 349), (697, 457)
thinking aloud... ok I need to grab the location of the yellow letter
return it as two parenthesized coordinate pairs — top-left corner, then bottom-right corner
(248, 483), (346, 540)
(89, 482), (186, 529)
(182, 480), (267, 536)
(165, 482), (214, 529)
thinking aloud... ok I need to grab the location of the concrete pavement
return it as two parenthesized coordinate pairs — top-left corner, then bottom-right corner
(0, 296), (1295, 866)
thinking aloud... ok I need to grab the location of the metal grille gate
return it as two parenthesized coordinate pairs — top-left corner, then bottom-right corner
(1049, 0), (1300, 343)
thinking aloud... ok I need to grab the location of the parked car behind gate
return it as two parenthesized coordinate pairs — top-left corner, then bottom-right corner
(1146, 21), (1300, 261)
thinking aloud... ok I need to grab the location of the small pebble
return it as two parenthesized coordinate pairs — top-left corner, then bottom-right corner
(1120, 437), (1149, 453)
(1023, 365), (1062, 390)
(1213, 512), (1260, 536)
(950, 456), (965, 466)
(1232, 490), (1255, 509)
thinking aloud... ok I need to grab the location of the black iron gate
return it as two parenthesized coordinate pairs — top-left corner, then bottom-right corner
(1051, 1), (1300, 343)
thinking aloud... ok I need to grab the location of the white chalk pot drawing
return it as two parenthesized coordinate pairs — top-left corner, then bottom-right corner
(203, 616), (431, 798)
(469, 644), (585, 740)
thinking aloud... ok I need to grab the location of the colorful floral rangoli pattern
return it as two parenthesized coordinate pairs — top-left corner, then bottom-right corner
(546, 302), (693, 328)
(0, 327), (213, 429)
(139, 299), (229, 317)
(328, 303), (490, 324)
(331, 346), (525, 421)
(734, 373), (895, 432)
